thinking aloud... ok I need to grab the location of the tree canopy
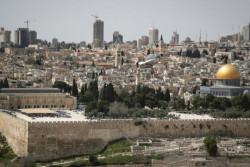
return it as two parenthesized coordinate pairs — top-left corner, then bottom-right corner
(204, 136), (218, 156)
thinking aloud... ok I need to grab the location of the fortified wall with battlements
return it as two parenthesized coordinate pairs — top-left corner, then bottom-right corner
(0, 111), (250, 161)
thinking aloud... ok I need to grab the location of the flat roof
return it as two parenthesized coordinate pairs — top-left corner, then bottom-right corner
(19, 108), (57, 114)
(1, 88), (60, 94)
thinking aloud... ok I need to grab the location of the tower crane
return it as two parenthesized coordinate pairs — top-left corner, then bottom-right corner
(24, 19), (36, 29)
(91, 15), (99, 21)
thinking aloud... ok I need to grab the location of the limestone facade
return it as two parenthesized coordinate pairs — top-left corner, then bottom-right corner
(0, 88), (77, 110)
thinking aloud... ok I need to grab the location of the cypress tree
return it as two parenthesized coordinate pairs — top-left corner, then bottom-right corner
(72, 79), (78, 97)
(85, 83), (88, 92)
(136, 84), (141, 94)
(92, 71), (95, 79)
(100, 83), (107, 101)
(81, 85), (85, 95)
(3, 78), (9, 88)
(121, 57), (124, 65)
(106, 83), (116, 102)
(164, 89), (170, 102)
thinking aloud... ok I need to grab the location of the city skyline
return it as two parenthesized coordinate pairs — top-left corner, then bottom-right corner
(0, 0), (250, 43)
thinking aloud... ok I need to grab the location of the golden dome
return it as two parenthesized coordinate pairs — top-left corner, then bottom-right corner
(216, 64), (240, 79)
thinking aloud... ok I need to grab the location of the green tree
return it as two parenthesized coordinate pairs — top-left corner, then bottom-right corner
(85, 101), (97, 113)
(80, 85), (85, 95)
(121, 50), (125, 56)
(105, 83), (117, 102)
(34, 59), (42, 66)
(145, 93), (159, 109)
(136, 84), (141, 94)
(134, 93), (145, 108)
(174, 99), (186, 110)
(212, 57), (216, 63)
(203, 49), (208, 55)
(87, 44), (92, 50)
(156, 87), (164, 100)
(88, 80), (99, 102)
(97, 101), (109, 115)
(72, 79), (78, 97)
(164, 89), (170, 102)
(192, 49), (201, 58)
(52, 81), (71, 93)
(121, 57), (124, 65)
(211, 98), (222, 110)
(89, 155), (98, 166)
(92, 71), (95, 79)
(3, 78), (9, 88)
(203, 136), (218, 156)
(147, 49), (150, 55)
(201, 78), (209, 86)
(186, 49), (193, 57)
(231, 95), (250, 111)
(0, 47), (5, 53)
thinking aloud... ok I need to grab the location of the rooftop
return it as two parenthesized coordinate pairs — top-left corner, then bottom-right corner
(0, 88), (60, 94)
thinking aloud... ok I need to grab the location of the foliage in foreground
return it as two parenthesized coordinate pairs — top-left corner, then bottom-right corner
(203, 136), (218, 157)
(85, 102), (175, 119)
(0, 134), (16, 163)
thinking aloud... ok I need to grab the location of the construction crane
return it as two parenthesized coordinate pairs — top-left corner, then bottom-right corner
(24, 19), (36, 29)
(91, 15), (99, 21)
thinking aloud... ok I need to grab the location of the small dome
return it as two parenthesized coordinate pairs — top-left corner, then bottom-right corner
(145, 54), (159, 61)
(216, 64), (240, 79)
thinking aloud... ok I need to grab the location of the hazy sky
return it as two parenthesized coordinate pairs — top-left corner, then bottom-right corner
(0, 0), (249, 43)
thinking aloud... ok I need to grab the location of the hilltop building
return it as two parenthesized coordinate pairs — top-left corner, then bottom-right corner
(0, 88), (77, 110)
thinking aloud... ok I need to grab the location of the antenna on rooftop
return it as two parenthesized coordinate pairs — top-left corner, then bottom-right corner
(199, 29), (201, 42)
(24, 19), (36, 29)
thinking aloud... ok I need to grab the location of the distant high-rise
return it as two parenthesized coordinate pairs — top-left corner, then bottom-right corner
(28, 31), (37, 45)
(241, 23), (250, 42)
(52, 38), (59, 47)
(148, 28), (159, 45)
(93, 19), (104, 47)
(137, 36), (149, 49)
(137, 39), (143, 49)
(0, 27), (11, 46)
(171, 31), (179, 44)
(141, 36), (149, 45)
(15, 28), (29, 47)
(113, 31), (123, 44)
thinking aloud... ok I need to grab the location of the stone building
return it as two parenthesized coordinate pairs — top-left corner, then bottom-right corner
(0, 88), (77, 110)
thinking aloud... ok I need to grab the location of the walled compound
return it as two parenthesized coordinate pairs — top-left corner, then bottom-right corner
(0, 111), (250, 161)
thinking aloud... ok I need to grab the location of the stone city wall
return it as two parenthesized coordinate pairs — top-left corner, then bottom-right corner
(0, 112), (28, 157)
(0, 111), (250, 161)
(27, 118), (250, 161)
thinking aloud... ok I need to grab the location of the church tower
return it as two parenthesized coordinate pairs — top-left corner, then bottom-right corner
(159, 34), (164, 55)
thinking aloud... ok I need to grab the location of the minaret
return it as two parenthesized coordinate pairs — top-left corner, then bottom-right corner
(115, 45), (121, 68)
(136, 70), (140, 86)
